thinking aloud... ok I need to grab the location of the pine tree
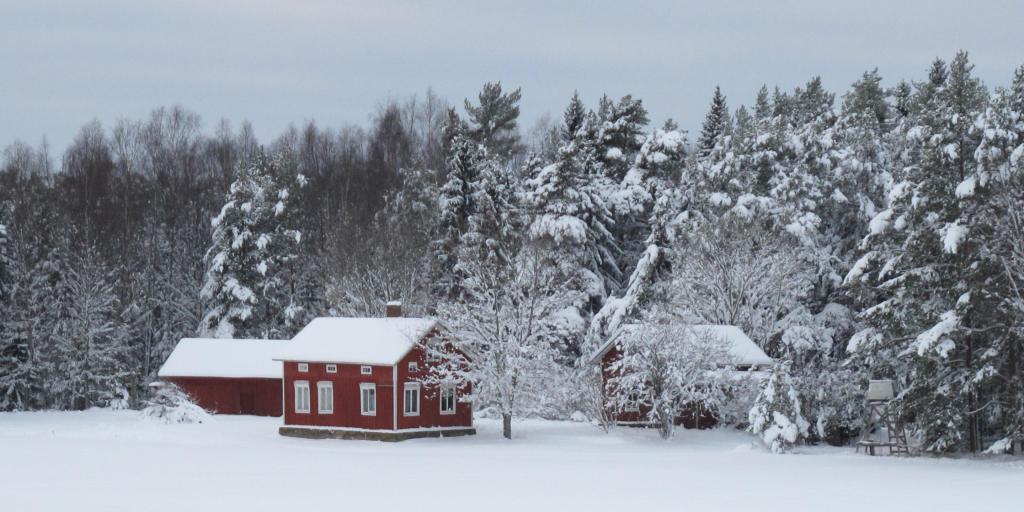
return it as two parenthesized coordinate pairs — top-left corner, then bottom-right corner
(464, 82), (523, 161)
(199, 150), (306, 339)
(596, 95), (649, 181)
(959, 64), (1024, 448)
(847, 53), (989, 452)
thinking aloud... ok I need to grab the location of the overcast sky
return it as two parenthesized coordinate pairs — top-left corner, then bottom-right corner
(2, 0), (1022, 153)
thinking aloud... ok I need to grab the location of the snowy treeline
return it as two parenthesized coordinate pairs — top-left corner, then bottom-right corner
(1, 53), (1023, 453)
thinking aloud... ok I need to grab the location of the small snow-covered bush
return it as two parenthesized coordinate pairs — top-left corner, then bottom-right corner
(748, 362), (808, 453)
(142, 382), (211, 424)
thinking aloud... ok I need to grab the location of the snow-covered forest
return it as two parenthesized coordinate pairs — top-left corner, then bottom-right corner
(2, 51), (1024, 454)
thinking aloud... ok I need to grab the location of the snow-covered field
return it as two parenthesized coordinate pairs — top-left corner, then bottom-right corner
(1, 410), (1021, 512)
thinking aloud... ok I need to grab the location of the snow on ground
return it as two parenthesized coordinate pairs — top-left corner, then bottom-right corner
(1, 410), (1021, 512)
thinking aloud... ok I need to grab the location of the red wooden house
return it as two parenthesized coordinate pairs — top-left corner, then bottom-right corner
(274, 304), (474, 441)
(158, 338), (286, 416)
(590, 324), (773, 428)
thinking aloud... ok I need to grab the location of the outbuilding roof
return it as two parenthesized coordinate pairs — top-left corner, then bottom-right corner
(158, 338), (287, 379)
(274, 317), (439, 365)
(589, 324), (773, 367)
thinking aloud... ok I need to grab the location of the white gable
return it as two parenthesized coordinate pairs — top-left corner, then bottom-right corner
(590, 324), (773, 367)
(158, 338), (287, 379)
(274, 317), (439, 365)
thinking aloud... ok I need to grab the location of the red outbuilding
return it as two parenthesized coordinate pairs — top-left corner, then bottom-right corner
(274, 303), (474, 441)
(158, 338), (286, 416)
(590, 324), (773, 428)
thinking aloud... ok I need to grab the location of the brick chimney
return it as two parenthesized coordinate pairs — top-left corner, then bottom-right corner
(385, 301), (402, 318)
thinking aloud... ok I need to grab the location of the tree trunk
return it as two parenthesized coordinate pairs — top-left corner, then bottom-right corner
(502, 413), (512, 439)
(659, 406), (673, 439)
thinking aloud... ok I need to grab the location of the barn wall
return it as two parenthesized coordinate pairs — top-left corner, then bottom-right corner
(282, 361), (394, 430)
(395, 345), (473, 430)
(167, 377), (282, 417)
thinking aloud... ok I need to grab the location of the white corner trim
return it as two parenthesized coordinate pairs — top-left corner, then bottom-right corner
(392, 365), (398, 430)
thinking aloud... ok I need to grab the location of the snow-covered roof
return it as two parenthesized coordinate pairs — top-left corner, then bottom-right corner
(158, 338), (287, 379)
(589, 324), (773, 367)
(274, 317), (439, 365)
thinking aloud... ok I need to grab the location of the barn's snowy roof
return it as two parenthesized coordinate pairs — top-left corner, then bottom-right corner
(589, 324), (773, 367)
(158, 338), (287, 379)
(274, 317), (439, 365)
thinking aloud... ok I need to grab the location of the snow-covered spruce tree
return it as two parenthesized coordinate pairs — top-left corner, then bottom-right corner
(49, 251), (131, 410)
(432, 132), (483, 299)
(693, 88), (743, 214)
(0, 202), (11, 307)
(846, 53), (989, 452)
(748, 362), (809, 453)
(747, 85), (789, 198)
(696, 86), (731, 159)
(19, 246), (74, 410)
(429, 241), (569, 440)
(605, 320), (732, 439)
(525, 95), (620, 355)
(199, 150), (306, 339)
(0, 202), (28, 410)
(464, 82), (523, 161)
(459, 152), (523, 268)
(591, 142), (688, 342)
(609, 125), (688, 285)
(959, 64), (1024, 449)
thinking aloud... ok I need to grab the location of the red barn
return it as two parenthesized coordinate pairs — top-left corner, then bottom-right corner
(275, 304), (474, 441)
(590, 324), (773, 428)
(158, 338), (286, 416)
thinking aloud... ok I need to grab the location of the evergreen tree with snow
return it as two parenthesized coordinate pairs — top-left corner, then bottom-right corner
(464, 82), (523, 161)
(693, 87), (743, 213)
(697, 86), (731, 159)
(606, 126), (689, 296)
(0, 203), (27, 410)
(749, 362), (809, 453)
(846, 53), (990, 452)
(0, 202), (11, 307)
(199, 150), (306, 339)
(958, 64), (1024, 449)
(595, 95), (649, 181)
(525, 96), (620, 353)
(432, 133), (483, 299)
(49, 251), (131, 409)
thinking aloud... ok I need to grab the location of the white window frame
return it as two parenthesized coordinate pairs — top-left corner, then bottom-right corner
(403, 382), (421, 417)
(294, 380), (310, 414)
(325, 364), (337, 374)
(408, 361), (419, 373)
(440, 385), (456, 415)
(297, 363), (309, 373)
(360, 383), (377, 416)
(360, 365), (372, 375)
(317, 381), (333, 414)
